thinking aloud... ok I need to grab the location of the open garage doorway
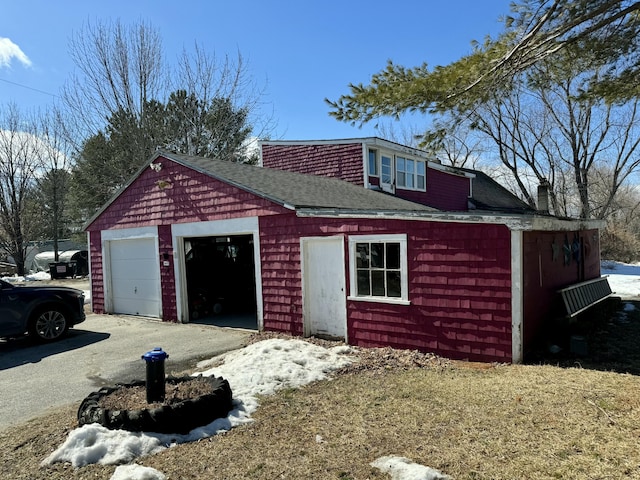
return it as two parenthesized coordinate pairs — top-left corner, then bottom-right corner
(184, 234), (258, 329)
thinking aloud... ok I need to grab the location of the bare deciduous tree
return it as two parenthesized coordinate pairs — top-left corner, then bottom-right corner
(0, 104), (76, 273)
(63, 19), (275, 220)
(63, 20), (274, 149)
(35, 108), (74, 260)
(0, 105), (44, 274)
(63, 19), (165, 141)
(429, 56), (640, 219)
(419, 121), (488, 169)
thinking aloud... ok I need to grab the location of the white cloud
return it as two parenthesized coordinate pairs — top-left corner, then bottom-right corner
(0, 37), (31, 68)
(0, 129), (69, 172)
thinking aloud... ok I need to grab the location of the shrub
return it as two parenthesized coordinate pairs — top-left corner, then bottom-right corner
(600, 224), (640, 263)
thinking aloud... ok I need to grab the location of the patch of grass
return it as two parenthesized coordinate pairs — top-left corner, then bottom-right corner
(2, 362), (640, 479)
(2, 301), (640, 479)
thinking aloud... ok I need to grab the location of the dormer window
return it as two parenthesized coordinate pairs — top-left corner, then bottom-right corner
(366, 145), (426, 193)
(368, 149), (379, 176)
(397, 157), (426, 191)
(381, 155), (393, 184)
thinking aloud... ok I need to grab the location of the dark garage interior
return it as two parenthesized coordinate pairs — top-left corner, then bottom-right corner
(184, 235), (257, 329)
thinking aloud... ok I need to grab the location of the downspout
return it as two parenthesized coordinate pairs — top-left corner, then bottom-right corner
(511, 230), (524, 364)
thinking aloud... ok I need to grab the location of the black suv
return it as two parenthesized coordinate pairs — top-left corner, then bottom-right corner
(0, 279), (86, 342)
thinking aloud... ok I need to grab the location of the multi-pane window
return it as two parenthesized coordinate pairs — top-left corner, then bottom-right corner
(349, 235), (408, 303)
(368, 149), (379, 176)
(396, 157), (426, 190)
(381, 155), (393, 185)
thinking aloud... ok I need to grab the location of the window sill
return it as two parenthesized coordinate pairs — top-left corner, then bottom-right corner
(347, 296), (410, 306)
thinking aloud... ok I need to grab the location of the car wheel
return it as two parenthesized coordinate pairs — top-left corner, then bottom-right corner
(29, 307), (69, 342)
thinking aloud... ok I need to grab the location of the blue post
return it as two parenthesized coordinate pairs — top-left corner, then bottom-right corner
(141, 347), (169, 403)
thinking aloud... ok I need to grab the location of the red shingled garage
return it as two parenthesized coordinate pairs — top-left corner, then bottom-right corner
(85, 149), (604, 363)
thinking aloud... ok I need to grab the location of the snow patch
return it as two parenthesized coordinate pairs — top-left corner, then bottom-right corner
(42, 339), (353, 468)
(371, 456), (451, 480)
(110, 463), (166, 480)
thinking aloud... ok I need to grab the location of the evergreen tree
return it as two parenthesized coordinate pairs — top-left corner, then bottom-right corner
(326, 0), (640, 220)
(327, 0), (640, 121)
(69, 93), (256, 218)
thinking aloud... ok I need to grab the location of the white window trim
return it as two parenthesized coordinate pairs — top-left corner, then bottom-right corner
(348, 234), (409, 305)
(368, 149), (427, 193)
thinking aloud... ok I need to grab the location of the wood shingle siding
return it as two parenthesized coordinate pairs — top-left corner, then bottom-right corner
(259, 215), (512, 362)
(396, 167), (471, 211)
(87, 161), (290, 232)
(262, 143), (365, 185)
(88, 231), (104, 313)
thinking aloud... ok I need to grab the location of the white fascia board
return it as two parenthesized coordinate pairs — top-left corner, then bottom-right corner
(365, 138), (430, 159)
(295, 209), (604, 232)
(260, 138), (375, 147)
(428, 161), (475, 178)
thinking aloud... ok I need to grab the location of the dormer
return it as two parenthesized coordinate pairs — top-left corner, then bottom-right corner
(260, 138), (474, 211)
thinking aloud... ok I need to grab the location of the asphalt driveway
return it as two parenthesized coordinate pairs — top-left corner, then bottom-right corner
(0, 313), (252, 431)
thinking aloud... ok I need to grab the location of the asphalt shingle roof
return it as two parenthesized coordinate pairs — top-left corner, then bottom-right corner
(462, 168), (535, 213)
(165, 152), (437, 213)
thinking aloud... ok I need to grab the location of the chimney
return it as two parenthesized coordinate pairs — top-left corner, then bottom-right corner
(537, 182), (550, 214)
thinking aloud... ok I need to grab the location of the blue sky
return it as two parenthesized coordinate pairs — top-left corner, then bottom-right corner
(1, 1), (512, 140)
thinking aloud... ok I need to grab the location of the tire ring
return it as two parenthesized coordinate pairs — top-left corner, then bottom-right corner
(77, 376), (233, 434)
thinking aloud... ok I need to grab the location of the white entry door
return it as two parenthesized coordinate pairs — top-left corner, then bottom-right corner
(302, 236), (347, 339)
(108, 238), (160, 317)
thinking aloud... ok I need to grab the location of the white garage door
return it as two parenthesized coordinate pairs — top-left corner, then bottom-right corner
(109, 238), (160, 317)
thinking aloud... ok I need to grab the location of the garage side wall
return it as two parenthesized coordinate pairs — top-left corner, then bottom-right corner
(259, 214), (306, 335)
(522, 229), (601, 354)
(259, 215), (512, 362)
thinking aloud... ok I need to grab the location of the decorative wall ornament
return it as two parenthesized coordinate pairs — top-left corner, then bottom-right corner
(551, 239), (559, 262)
(572, 235), (581, 264)
(563, 235), (571, 266)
